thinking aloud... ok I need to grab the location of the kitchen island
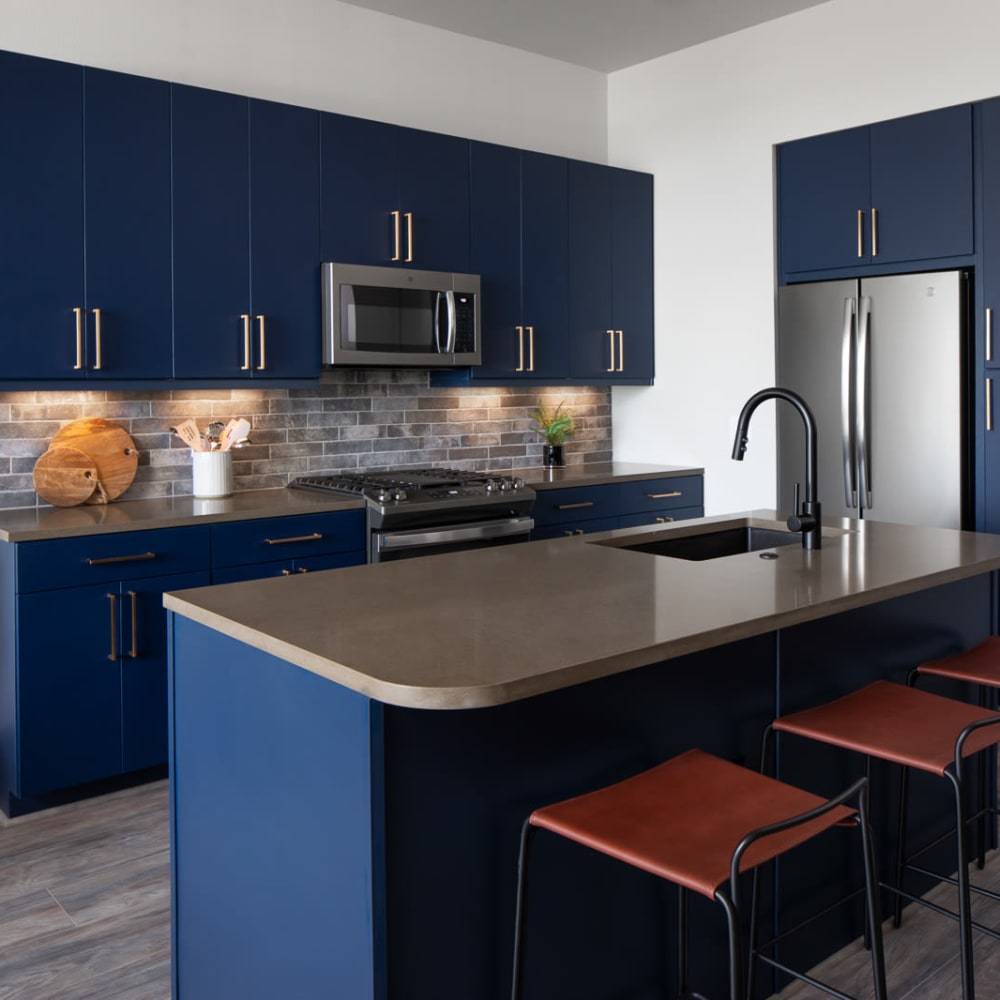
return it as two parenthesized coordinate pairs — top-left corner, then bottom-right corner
(165, 513), (1000, 999)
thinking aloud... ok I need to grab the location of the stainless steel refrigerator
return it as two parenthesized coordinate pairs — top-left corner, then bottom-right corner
(776, 270), (970, 529)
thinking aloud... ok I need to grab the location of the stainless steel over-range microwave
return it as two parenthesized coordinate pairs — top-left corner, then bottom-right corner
(321, 262), (481, 368)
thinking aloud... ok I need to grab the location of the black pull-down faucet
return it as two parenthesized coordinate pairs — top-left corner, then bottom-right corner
(731, 387), (822, 550)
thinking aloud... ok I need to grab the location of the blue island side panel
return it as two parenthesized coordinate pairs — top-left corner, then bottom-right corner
(168, 614), (383, 1000)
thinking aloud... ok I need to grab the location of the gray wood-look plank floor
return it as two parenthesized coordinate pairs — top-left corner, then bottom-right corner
(0, 777), (995, 999)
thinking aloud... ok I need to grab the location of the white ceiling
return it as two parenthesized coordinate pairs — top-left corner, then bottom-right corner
(338, 0), (830, 72)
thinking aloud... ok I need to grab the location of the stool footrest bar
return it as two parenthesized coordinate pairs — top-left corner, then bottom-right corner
(754, 954), (856, 1000)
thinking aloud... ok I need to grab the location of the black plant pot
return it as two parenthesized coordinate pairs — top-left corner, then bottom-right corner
(543, 444), (566, 467)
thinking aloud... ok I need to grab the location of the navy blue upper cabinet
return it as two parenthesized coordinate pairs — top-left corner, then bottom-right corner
(979, 99), (1000, 371)
(173, 86), (320, 380)
(778, 105), (973, 277)
(0, 53), (172, 380)
(568, 163), (654, 383)
(467, 142), (567, 380)
(321, 114), (470, 272)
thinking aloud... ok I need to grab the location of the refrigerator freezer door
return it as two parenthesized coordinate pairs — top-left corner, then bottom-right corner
(859, 271), (964, 529)
(777, 279), (860, 518)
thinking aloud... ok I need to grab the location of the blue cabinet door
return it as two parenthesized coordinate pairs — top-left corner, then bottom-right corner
(983, 99), (1000, 373)
(84, 67), (173, 379)
(398, 127), (470, 272)
(470, 142), (523, 377)
(320, 113), (399, 266)
(869, 104), (973, 264)
(611, 167), (655, 382)
(249, 99), (321, 379)
(18, 584), (123, 796)
(777, 125), (871, 275)
(0, 51), (84, 379)
(172, 84), (252, 379)
(521, 151), (568, 379)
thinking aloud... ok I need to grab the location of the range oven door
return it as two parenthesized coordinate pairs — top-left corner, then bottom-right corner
(370, 516), (534, 563)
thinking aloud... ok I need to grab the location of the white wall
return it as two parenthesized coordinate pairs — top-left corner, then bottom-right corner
(609, 0), (1000, 514)
(0, 0), (607, 161)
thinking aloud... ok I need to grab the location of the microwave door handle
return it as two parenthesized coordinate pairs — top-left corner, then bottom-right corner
(434, 292), (444, 353)
(445, 290), (457, 353)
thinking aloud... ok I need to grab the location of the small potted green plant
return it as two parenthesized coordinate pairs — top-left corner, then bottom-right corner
(530, 401), (575, 467)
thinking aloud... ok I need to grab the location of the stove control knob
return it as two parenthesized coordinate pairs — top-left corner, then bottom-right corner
(391, 488), (408, 502)
(511, 477), (525, 490)
(484, 478), (497, 493)
(373, 489), (390, 503)
(497, 478), (511, 491)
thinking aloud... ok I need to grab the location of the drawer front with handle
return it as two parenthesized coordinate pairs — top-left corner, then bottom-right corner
(210, 510), (365, 569)
(530, 484), (617, 527)
(617, 476), (704, 515)
(618, 506), (704, 529)
(16, 526), (210, 593)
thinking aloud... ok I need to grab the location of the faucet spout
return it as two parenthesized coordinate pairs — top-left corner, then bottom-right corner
(731, 387), (822, 550)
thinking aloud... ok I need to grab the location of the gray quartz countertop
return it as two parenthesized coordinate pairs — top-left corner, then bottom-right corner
(0, 464), (701, 543)
(163, 511), (1000, 711)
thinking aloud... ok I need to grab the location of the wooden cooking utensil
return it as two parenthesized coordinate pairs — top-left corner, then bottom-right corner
(51, 417), (139, 504)
(32, 445), (99, 507)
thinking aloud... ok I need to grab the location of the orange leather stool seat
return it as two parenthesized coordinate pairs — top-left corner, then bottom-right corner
(510, 748), (887, 1000)
(772, 678), (1000, 1000)
(917, 636), (1000, 688)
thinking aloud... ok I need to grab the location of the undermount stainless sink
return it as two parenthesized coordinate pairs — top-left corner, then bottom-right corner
(591, 518), (831, 562)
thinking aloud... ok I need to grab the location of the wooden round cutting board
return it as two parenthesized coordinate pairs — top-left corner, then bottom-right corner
(50, 417), (139, 504)
(32, 444), (99, 507)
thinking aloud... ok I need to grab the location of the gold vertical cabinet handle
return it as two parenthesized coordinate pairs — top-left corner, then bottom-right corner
(73, 307), (84, 370)
(655, 516), (675, 523)
(128, 590), (138, 659)
(391, 210), (401, 262)
(857, 210), (864, 258)
(989, 377), (994, 432)
(607, 329), (615, 372)
(526, 326), (535, 372)
(516, 326), (525, 372)
(240, 314), (251, 371)
(92, 308), (103, 370)
(256, 315), (266, 371)
(404, 212), (413, 263)
(106, 593), (118, 662)
(616, 330), (624, 372)
(988, 307), (994, 364)
(871, 207), (879, 257)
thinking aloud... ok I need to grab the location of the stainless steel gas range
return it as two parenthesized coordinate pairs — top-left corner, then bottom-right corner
(290, 468), (535, 563)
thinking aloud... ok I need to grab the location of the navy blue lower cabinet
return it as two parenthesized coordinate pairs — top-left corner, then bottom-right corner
(168, 574), (991, 999)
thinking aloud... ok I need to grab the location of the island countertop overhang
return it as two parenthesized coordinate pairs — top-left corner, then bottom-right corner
(163, 511), (1000, 710)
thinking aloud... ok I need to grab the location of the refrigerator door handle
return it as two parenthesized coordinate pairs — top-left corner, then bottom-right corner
(856, 295), (873, 509)
(841, 297), (858, 509)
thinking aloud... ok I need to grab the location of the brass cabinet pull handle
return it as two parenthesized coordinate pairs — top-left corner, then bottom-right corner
(241, 314), (251, 370)
(563, 530), (574, 537)
(404, 211), (413, 262)
(86, 551), (156, 566)
(391, 210), (401, 261)
(92, 308), (103, 370)
(647, 491), (682, 499)
(871, 207), (879, 257)
(616, 329), (624, 372)
(106, 593), (118, 661)
(74, 307), (84, 370)
(857, 210), (864, 258)
(555, 501), (594, 510)
(607, 329), (615, 372)
(264, 532), (324, 545)
(256, 315), (266, 371)
(128, 590), (138, 658)
(298, 566), (309, 573)
(989, 377), (994, 432)
(988, 307), (994, 364)
(516, 326), (525, 372)
(526, 326), (535, 372)
(655, 516), (675, 523)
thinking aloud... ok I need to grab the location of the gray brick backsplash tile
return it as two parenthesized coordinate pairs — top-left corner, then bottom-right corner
(0, 379), (611, 508)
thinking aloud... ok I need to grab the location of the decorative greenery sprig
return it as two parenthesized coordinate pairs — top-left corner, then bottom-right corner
(530, 401), (576, 445)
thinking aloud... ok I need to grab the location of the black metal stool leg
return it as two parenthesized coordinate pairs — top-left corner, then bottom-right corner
(715, 889), (745, 1000)
(893, 762), (911, 928)
(858, 788), (888, 1000)
(978, 685), (988, 870)
(677, 885), (690, 996)
(511, 820), (536, 1000)
(946, 767), (976, 1000)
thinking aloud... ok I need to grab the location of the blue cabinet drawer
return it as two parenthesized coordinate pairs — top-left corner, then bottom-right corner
(210, 510), (365, 568)
(618, 506), (703, 529)
(16, 526), (210, 593)
(618, 476), (703, 514)
(532, 516), (618, 540)
(531, 484), (617, 526)
(212, 550), (363, 584)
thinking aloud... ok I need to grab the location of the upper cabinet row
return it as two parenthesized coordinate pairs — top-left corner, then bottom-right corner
(777, 104), (974, 280)
(0, 49), (654, 387)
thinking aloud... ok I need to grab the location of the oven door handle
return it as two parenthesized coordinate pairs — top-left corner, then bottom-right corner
(375, 516), (534, 553)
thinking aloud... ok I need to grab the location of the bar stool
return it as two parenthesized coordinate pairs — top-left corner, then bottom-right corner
(509, 748), (887, 1000)
(769, 680), (1000, 1000)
